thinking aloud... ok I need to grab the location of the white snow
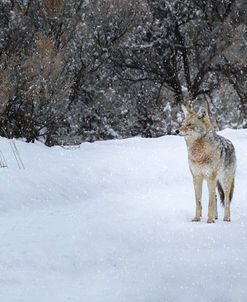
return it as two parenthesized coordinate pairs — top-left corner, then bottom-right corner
(0, 129), (247, 302)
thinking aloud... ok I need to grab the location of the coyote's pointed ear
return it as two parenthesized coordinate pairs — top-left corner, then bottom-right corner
(198, 107), (208, 119)
(181, 104), (194, 117)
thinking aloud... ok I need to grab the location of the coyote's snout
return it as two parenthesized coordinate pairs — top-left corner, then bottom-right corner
(178, 105), (236, 223)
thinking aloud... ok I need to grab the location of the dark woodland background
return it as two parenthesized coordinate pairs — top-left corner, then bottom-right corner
(0, 0), (247, 145)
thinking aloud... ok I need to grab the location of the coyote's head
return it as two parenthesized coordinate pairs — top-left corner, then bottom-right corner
(176, 105), (213, 139)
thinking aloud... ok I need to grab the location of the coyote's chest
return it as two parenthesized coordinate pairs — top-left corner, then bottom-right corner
(188, 140), (214, 166)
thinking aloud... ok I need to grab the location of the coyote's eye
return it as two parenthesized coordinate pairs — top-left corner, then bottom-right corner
(187, 123), (192, 127)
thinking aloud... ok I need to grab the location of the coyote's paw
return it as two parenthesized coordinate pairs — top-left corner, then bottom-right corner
(223, 217), (231, 222)
(207, 219), (215, 223)
(192, 217), (201, 222)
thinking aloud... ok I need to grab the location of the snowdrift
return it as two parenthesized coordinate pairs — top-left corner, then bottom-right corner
(0, 129), (247, 302)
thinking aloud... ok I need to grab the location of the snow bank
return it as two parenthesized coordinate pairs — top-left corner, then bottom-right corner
(0, 129), (247, 302)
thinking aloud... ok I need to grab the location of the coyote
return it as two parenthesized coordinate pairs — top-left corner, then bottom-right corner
(176, 105), (236, 223)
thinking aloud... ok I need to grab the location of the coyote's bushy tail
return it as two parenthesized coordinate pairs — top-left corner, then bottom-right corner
(217, 179), (235, 206)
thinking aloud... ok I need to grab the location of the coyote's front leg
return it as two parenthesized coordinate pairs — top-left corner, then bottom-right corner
(192, 176), (203, 222)
(207, 177), (217, 223)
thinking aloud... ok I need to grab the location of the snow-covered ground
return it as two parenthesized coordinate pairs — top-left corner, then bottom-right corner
(0, 129), (247, 302)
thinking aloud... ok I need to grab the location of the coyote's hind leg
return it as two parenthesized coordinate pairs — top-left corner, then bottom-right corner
(223, 177), (234, 222)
